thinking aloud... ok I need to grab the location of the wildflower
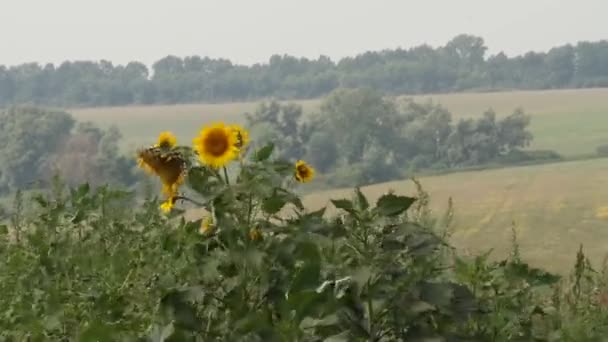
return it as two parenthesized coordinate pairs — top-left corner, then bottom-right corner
(137, 147), (186, 196)
(249, 227), (262, 241)
(200, 216), (214, 234)
(230, 124), (250, 150)
(294, 160), (315, 183)
(160, 196), (177, 213)
(155, 131), (177, 149)
(192, 122), (239, 168)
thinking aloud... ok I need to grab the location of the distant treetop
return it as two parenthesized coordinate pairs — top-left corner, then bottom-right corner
(1, 34), (608, 107)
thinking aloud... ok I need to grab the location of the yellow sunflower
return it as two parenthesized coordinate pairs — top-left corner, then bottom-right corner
(249, 227), (262, 241)
(230, 124), (250, 150)
(192, 122), (239, 168)
(199, 216), (214, 234)
(295, 160), (315, 183)
(137, 147), (186, 196)
(160, 196), (177, 213)
(155, 131), (177, 149)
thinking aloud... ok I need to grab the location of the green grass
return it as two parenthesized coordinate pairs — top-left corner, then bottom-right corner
(70, 88), (608, 157)
(302, 157), (608, 274)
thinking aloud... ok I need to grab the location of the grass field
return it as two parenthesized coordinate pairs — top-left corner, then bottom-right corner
(303, 157), (608, 274)
(71, 88), (608, 157)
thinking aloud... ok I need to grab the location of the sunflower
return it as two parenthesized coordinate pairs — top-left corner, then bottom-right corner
(230, 124), (250, 150)
(155, 131), (177, 149)
(160, 196), (177, 213)
(137, 147), (186, 196)
(249, 227), (262, 241)
(192, 122), (239, 168)
(199, 216), (214, 234)
(294, 160), (315, 183)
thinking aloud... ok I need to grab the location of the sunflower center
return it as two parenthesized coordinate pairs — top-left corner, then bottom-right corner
(205, 129), (230, 156)
(158, 140), (172, 149)
(297, 165), (310, 177)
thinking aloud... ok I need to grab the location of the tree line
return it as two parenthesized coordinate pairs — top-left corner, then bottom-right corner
(246, 88), (550, 186)
(1, 34), (608, 107)
(0, 89), (544, 196)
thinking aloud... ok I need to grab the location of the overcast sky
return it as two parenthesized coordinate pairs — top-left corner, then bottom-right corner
(0, 0), (606, 67)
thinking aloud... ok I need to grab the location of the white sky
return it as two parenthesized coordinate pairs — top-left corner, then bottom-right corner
(0, 0), (606, 67)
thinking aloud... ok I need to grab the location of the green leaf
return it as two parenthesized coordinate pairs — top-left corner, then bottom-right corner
(254, 143), (274, 161)
(502, 261), (561, 286)
(354, 187), (369, 211)
(187, 166), (218, 196)
(331, 199), (355, 213)
(71, 210), (85, 224)
(160, 289), (203, 332)
(262, 195), (287, 215)
(73, 183), (90, 201)
(375, 194), (416, 216)
(290, 241), (322, 293)
(0, 225), (8, 235)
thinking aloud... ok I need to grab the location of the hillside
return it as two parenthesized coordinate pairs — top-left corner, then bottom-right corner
(303, 157), (608, 274)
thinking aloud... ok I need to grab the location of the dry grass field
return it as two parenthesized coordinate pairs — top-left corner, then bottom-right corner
(303, 157), (608, 274)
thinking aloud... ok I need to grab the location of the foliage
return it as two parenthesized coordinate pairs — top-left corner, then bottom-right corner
(2, 125), (608, 341)
(0, 106), (137, 195)
(311, 90), (538, 185)
(245, 101), (312, 162)
(244, 90), (541, 187)
(2, 36), (608, 106)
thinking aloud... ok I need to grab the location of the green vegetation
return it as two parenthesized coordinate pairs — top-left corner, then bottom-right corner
(2, 128), (608, 340)
(0, 106), (137, 197)
(1, 35), (608, 106)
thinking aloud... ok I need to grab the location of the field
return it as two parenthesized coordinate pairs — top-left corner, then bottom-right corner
(71, 88), (608, 157)
(70, 88), (608, 273)
(303, 157), (608, 274)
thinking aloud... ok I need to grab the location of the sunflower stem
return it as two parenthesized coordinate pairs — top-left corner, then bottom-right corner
(223, 166), (230, 185)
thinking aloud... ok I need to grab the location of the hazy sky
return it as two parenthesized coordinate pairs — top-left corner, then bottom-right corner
(1, 0), (606, 67)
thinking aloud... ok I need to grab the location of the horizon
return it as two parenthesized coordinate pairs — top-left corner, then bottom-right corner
(2, 34), (607, 70)
(1, 0), (607, 68)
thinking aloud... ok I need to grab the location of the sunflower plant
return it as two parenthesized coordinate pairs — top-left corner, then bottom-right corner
(132, 121), (490, 341)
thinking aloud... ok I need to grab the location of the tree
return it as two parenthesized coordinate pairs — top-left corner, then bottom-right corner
(545, 45), (575, 87)
(498, 108), (533, 152)
(317, 88), (402, 165)
(245, 101), (310, 161)
(445, 34), (487, 73)
(305, 131), (338, 173)
(0, 106), (75, 193)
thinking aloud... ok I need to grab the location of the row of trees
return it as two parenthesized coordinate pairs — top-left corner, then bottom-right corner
(1, 35), (608, 107)
(0, 107), (136, 195)
(246, 88), (544, 185)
